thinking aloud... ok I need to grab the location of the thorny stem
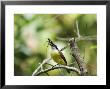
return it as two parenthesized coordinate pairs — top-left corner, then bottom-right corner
(69, 39), (87, 75)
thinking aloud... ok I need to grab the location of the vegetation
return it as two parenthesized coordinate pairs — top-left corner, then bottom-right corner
(14, 14), (97, 76)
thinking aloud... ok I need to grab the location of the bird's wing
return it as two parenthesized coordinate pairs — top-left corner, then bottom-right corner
(58, 51), (67, 65)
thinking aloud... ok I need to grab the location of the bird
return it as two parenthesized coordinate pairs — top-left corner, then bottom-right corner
(47, 38), (70, 73)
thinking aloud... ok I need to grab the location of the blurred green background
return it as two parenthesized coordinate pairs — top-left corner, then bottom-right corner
(14, 14), (97, 76)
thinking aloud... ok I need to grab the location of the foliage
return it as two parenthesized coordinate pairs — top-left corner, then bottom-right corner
(14, 14), (97, 76)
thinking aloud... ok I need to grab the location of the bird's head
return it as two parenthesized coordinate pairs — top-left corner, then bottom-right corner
(47, 38), (58, 50)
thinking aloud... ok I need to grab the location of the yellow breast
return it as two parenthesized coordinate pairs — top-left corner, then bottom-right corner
(51, 50), (67, 65)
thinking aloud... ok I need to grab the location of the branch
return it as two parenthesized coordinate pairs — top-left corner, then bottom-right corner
(33, 64), (80, 76)
(76, 20), (81, 38)
(69, 39), (87, 75)
(76, 36), (97, 42)
(32, 58), (51, 76)
(56, 36), (96, 43)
